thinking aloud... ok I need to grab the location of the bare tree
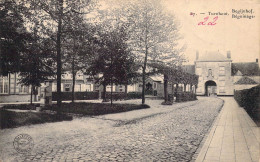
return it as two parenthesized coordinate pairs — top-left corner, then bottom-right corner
(110, 0), (184, 104)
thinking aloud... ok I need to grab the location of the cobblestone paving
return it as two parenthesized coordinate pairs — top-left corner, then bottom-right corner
(0, 97), (223, 162)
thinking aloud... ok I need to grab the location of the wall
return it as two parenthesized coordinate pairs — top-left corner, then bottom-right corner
(0, 94), (33, 103)
(195, 61), (234, 95)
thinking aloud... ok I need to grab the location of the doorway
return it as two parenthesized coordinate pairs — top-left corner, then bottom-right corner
(205, 80), (217, 96)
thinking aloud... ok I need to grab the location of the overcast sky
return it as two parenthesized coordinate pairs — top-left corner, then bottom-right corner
(162, 0), (260, 64)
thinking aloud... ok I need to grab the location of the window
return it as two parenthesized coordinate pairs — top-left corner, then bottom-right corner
(219, 66), (225, 76)
(20, 85), (29, 93)
(208, 69), (213, 76)
(153, 83), (157, 89)
(52, 84), (57, 92)
(65, 84), (70, 92)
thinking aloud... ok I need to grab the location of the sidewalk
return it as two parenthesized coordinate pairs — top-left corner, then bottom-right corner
(196, 97), (260, 162)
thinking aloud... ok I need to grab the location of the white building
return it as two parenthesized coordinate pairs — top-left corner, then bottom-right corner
(183, 51), (260, 96)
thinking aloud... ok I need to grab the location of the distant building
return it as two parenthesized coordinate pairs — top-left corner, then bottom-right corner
(183, 51), (260, 96)
(1, 51), (259, 102)
(0, 73), (30, 95)
(50, 72), (96, 92)
(0, 72), (97, 103)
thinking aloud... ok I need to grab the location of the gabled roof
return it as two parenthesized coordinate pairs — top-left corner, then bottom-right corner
(150, 75), (164, 82)
(234, 76), (258, 85)
(234, 70), (243, 76)
(196, 51), (231, 62)
(232, 62), (260, 76)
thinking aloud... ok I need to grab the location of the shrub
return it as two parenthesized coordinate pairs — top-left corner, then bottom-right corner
(43, 103), (150, 115)
(168, 94), (174, 102)
(52, 92), (99, 101)
(234, 85), (260, 125)
(161, 101), (173, 105)
(176, 92), (197, 102)
(0, 110), (72, 129)
(126, 92), (142, 99)
(2, 104), (40, 110)
(105, 92), (126, 101)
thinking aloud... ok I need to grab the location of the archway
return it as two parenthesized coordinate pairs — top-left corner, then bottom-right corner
(205, 80), (217, 96)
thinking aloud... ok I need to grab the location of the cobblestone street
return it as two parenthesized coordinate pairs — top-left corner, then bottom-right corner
(0, 97), (223, 162)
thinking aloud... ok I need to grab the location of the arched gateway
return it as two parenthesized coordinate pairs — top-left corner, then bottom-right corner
(205, 80), (217, 96)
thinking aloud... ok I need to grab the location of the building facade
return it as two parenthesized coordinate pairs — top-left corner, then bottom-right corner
(183, 51), (260, 96)
(1, 51), (259, 102)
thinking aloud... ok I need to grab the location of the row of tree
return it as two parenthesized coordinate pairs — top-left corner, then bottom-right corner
(0, 0), (187, 109)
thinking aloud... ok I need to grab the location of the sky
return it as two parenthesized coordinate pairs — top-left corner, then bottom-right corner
(162, 0), (260, 64)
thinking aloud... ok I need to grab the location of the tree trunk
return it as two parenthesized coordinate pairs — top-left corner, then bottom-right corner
(142, 13), (148, 105)
(184, 84), (186, 92)
(164, 74), (168, 102)
(190, 84), (193, 92)
(142, 66), (146, 104)
(171, 82), (174, 95)
(124, 83), (128, 99)
(72, 57), (75, 103)
(102, 83), (107, 102)
(8, 73), (10, 95)
(171, 82), (174, 101)
(33, 86), (37, 101)
(142, 40), (148, 104)
(175, 83), (179, 101)
(56, 0), (63, 113)
(110, 82), (113, 106)
(30, 85), (33, 105)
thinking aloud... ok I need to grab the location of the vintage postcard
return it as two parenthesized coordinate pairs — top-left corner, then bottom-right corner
(0, 0), (259, 161)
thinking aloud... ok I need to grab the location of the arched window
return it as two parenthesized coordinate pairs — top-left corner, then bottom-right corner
(208, 69), (212, 76)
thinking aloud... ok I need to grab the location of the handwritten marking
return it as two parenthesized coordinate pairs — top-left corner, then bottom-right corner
(198, 16), (218, 26)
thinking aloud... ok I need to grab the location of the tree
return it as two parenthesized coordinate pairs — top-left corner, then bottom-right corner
(87, 26), (132, 105)
(63, 13), (96, 103)
(19, 30), (55, 104)
(22, 0), (97, 111)
(106, 0), (184, 104)
(0, 1), (31, 76)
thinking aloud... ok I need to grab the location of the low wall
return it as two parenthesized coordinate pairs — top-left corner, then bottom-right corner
(0, 95), (34, 103)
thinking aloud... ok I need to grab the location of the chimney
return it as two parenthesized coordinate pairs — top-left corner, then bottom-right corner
(256, 58), (258, 63)
(196, 51), (199, 60)
(227, 51), (231, 59)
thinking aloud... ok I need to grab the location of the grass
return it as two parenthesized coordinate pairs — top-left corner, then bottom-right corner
(1, 102), (150, 129)
(44, 102), (150, 115)
(0, 110), (72, 129)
